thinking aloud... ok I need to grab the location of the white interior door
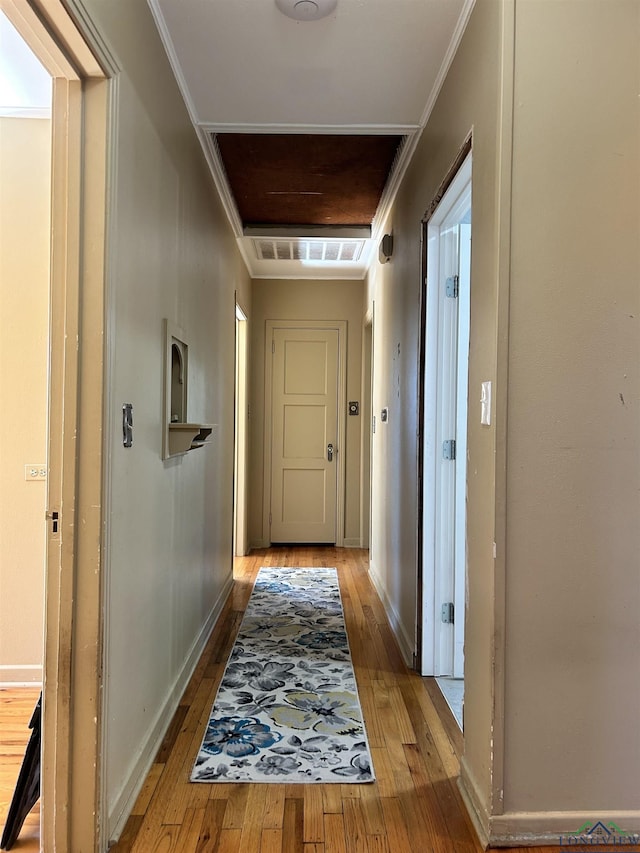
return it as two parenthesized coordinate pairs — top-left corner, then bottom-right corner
(434, 223), (461, 675)
(269, 326), (339, 543)
(422, 154), (472, 678)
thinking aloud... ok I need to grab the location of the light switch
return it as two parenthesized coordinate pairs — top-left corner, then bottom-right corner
(480, 381), (491, 426)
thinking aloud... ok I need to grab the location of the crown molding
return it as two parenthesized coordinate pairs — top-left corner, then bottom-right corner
(199, 129), (243, 237)
(198, 122), (419, 136)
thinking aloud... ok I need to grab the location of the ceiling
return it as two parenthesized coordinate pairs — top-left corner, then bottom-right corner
(215, 133), (403, 228)
(148, 0), (474, 279)
(0, 11), (51, 117)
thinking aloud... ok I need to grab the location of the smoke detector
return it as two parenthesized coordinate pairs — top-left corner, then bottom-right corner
(275, 0), (338, 21)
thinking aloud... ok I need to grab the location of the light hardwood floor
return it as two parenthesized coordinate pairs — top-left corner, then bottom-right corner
(2, 548), (565, 852)
(0, 686), (40, 852)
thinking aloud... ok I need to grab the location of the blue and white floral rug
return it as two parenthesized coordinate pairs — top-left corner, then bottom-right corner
(191, 567), (375, 783)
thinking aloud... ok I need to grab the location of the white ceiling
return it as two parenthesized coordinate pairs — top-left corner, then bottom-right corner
(150, 0), (470, 131)
(149, 0), (476, 278)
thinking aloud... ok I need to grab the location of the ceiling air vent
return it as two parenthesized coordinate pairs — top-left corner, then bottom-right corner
(254, 239), (365, 263)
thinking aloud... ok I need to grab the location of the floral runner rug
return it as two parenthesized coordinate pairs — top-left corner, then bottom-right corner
(191, 567), (375, 783)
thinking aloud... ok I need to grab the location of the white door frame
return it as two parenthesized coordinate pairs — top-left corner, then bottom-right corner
(234, 301), (249, 556)
(454, 220), (471, 676)
(263, 319), (346, 547)
(360, 310), (374, 550)
(2, 1), (112, 849)
(421, 152), (472, 677)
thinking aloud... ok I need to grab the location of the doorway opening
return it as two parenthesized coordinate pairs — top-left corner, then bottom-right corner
(419, 148), (472, 730)
(0, 13), (52, 846)
(0, 1), (110, 849)
(0, 9), (51, 687)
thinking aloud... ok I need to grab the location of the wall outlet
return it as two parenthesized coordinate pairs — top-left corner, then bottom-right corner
(25, 464), (47, 481)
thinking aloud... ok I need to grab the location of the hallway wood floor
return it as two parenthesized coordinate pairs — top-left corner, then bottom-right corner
(1, 547), (567, 852)
(0, 687), (40, 852)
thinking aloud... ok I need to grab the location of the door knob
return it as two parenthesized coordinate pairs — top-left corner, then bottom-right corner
(327, 443), (334, 462)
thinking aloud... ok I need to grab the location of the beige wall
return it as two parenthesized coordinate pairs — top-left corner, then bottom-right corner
(79, 0), (251, 837)
(0, 117), (50, 684)
(367, 0), (640, 843)
(503, 0), (640, 821)
(249, 278), (365, 548)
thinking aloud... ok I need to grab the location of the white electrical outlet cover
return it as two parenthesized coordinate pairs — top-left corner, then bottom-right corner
(25, 464), (47, 480)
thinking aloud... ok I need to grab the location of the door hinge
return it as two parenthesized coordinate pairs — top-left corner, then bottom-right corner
(445, 275), (459, 298)
(442, 439), (456, 460)
(269, 512), (272, 525)
(272, 340), (275, 354)
(441, 602), (454, 624)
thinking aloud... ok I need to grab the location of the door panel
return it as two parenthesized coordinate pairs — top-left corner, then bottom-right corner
(271, 327), (338, 543)
(434, 224), (459, 676)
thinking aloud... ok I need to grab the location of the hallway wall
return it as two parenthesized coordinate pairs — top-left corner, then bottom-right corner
(249, 278), (365, 548)
(502, 0), (639, 824)
(79, 0), (251, 837)
(366, 0), (640, 843)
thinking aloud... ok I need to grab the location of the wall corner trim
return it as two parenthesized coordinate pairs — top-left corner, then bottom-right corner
(487, 811), (640, 848)
(458, 756), (490, 848)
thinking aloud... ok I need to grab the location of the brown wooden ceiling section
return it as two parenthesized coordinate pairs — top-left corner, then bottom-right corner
(214, 133), (404, 228)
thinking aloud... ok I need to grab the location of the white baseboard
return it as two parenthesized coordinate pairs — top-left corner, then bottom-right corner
(106, 572), (234, 844)
(488, 811), (640, 847)
(0, 664), (43, 685)
(458, 756), (640, 847)
(248, 540), (363, 550)
(367, 565), (414, 667)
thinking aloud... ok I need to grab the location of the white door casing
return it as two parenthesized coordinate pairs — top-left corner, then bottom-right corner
(454, 221), (471, 677)
(234, 303), (249, 556)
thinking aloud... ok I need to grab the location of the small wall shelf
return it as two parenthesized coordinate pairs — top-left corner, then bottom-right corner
(167, 423), (215, 456)
(162, 319), (215, 460)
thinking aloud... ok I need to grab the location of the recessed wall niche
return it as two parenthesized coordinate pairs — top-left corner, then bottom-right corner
(162, 319), (214, 459)
(170, 337), (187, 424)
